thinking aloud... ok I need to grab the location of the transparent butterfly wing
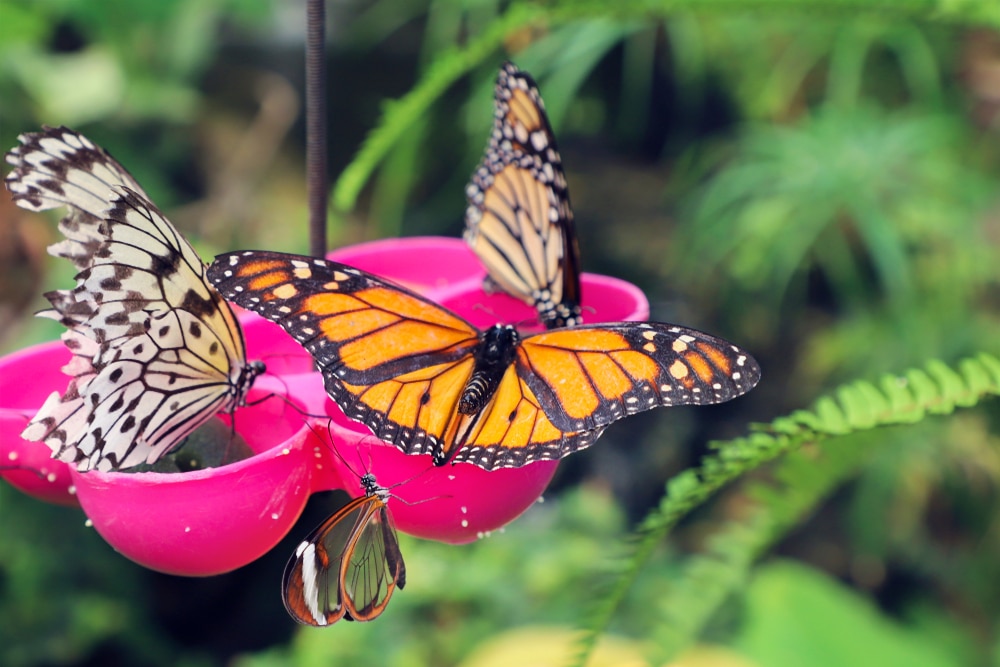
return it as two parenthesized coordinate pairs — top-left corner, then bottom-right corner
(283, 495), (405, 626)
(340, 501), (405, 621)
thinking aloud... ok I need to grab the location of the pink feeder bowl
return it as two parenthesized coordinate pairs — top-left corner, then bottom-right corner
(69, 387), (314, 576)
(327, 236), (649, 329)
(328, 236), (485, 297)
(0, 341), (78, 506)
(58, 315), (322, 576)
(437, 272), (649, 331)
(2, 237), (651, 575)
(0, 411), (78, 506)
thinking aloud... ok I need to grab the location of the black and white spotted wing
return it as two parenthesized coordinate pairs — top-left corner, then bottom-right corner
(6, 128), (263, 471)
(5, 125), (149, 271)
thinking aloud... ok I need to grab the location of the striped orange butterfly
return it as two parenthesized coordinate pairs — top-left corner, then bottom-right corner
(465, 62), (582, 329)
(207, 251), (760, 470)
(283, 470), (405, 625)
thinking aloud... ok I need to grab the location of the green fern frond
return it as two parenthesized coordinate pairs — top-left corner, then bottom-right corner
(570, 353), (1000, 667)
(652, 429), (881, 662)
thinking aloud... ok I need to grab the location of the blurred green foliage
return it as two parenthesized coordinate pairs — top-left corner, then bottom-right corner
(2, 0), (999, 666)
(1, 0), (271, 131)
(736, 560), (967, 667)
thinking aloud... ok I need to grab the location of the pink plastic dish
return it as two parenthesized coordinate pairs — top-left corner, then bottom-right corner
(0, 410), (78, 506)
(1, 236), (652, 576)
(0, 339), (73, 410)
(0, 317), (556, 573)
(437, 272), (650, 331)
(0, 341), (78, 506)
(69, 387), (313, 576)
(326, 236), (649, 328)
(327, 236), (485, 297)
(60, 319), (318, 576)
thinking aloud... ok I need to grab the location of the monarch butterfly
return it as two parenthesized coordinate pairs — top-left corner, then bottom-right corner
(283, 470), (405, 625)
(207, 251), (761, 470)
(464, 61), (582, 329)
(5, 127), (264, 472)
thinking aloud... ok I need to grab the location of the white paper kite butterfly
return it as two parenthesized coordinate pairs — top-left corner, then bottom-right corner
(5, 126), (264, 472)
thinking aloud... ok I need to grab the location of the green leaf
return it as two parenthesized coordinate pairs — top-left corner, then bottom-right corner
(737, 561), (960, 667)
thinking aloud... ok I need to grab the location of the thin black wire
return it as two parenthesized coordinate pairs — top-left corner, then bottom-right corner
(306, 0), (328, 258)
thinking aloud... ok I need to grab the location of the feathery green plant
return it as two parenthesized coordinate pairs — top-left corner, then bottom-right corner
(647, 432), (872, 662)
(678, 106), (995, 311)
(570, 352), (1000, 666)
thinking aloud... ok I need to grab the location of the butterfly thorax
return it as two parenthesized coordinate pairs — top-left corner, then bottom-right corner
(458, 325), (520, 415)
(236, 360), (266, 406)
(359, 472), (392, 504)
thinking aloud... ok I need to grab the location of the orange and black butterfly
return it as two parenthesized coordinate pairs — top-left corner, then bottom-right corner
(207, 251), (761, 470)
(283, 471), (404, 625)
(464, 62), (582, 329)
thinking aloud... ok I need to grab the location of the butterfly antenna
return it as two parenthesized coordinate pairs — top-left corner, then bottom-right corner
(350, 436), (448, 504)
(254, 349), (314, 370)
(244, 382), (328, 421)
(513, 315), (544, 332)
(391, 490), (452, 508)
(467, 300), (499, 320)
(307, 417), (366, 482)
(377, 457), (454, 507)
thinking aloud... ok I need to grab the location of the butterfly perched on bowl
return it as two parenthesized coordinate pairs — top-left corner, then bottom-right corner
(5, 127), (264, 472)
(464, 61), (582, 329)
(207, 250), (761, 470)
(283, 468), (405, 625)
